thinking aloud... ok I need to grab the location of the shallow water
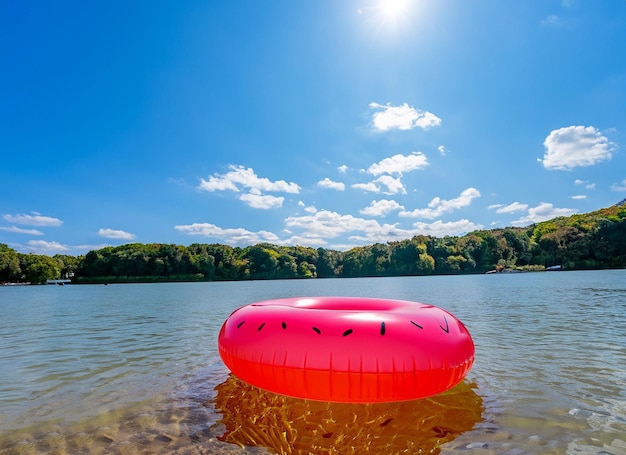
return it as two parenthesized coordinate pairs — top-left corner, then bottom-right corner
(1, 270), (625, 454)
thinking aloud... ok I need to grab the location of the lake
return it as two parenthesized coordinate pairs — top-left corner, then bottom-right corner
(1, 270), (625, 454)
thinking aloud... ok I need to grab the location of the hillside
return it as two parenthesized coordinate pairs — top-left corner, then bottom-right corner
(2, 201), (625, 284)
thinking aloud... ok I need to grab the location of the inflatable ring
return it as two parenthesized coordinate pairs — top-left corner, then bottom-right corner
(218, 297), (475, 403)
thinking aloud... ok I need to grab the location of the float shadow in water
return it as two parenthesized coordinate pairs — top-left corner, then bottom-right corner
(214, 375), (484, 454)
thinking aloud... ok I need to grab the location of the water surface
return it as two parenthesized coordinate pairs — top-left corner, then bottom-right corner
(1, 270), (625, 454)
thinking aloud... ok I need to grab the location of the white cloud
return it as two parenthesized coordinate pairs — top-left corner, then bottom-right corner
(284, 210), (380, 240)
(539, 126), (614, 170)
(317, 178), (346, 191)
(511, 202), (578, 226)
(0, 226), (44, 235)
(410, 219), (483, 237)
(375, 175), (406, 194)
(280, 234), (330, 247)
(360, 199), (405, 217)
(574, 179), (596, 189)
(74, 243), (110, 252)
(98, 228), (136, 240)
(198, 165), (300, 209)
(351, 176), (406, 195)
(612, 179), (626, 191)
(337, 165), (348, 173)
(400, 188), (481, 219)
(283, 209), (412, 246)
(570, 195), (587, 200)
(491, 201), (528, 214)
(26, 240), (69, 254)
(369, 102), (441, 131)
(239, 192), (284, 209)
(198, 165), (300, 194)
(438, 145), (447, 156)
(177, 205), (486, 251)
(346, 229), (415, 245)
(298, 201), (318, 214)
(198, 176), (238, 192)
(352, 181), (381, 193)
(283, 209), (483, 248)
(11, 241), (109, 255)
(351, 152), (427, 196)
(3, 212), (62, 227)
(175, 223), (280, 245)
(367, 152), (429, 176)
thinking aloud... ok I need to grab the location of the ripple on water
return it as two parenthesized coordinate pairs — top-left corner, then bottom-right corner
(1, 274), (625, 454)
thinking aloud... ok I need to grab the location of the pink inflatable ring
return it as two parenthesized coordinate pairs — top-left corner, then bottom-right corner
(218, 297), (475, 403)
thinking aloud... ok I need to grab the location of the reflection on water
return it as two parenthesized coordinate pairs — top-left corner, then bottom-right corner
(215, 375), (483, 454)
(0, 369), (483, 455)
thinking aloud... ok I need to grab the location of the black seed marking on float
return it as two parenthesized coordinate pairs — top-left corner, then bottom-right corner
(281, 321), (287, 329)
(258, 322), (266, 331)
(380, 321), (386, 335)
(343, 329), (353, 336)
(236, 321), (245, 329)
(410, 320), (423, 329)
(312, 327), (321, 334)
(440, 315), (449, 333)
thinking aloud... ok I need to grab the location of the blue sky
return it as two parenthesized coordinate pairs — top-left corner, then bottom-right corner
(2, 0), (626, 255)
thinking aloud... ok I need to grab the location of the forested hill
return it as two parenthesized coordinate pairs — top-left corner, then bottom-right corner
(2, 201), (625, 284)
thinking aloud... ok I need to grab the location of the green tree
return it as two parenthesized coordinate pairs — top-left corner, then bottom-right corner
(276, 252), (298, 278)
(362, 243), (391, 276)
(316, 248), (340, 277)
(0, 244), (21, 282)
(298, 261), (316, 278)
(446, 254), (467, 272)
(188, 243), (216, 279)
(244, 244), (280, 279)
(456, 231), (498, 271)
(288, 246), (318, 278)
(341, 247), (367, 277)
(19, 254), (60, 283)
(417, 251), (435, 274)
(53, 254), (81, 279)
(389, 239), (419, 275)
(67, 200), (626, 282)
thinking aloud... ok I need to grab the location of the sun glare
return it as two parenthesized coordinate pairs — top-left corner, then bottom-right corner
(358, 0), (423, 37)
(379, 0), (411, 20)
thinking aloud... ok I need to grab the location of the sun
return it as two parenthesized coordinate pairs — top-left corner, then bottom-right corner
(379, 0), (411, 20)
(358, 0), (420, 35)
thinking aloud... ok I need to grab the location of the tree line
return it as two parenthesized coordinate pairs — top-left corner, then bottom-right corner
(0, 246), (80, 285)
(2, 201), (625, 284)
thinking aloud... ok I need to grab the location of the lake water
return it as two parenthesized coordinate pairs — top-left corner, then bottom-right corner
(0, 270), (625, 454)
